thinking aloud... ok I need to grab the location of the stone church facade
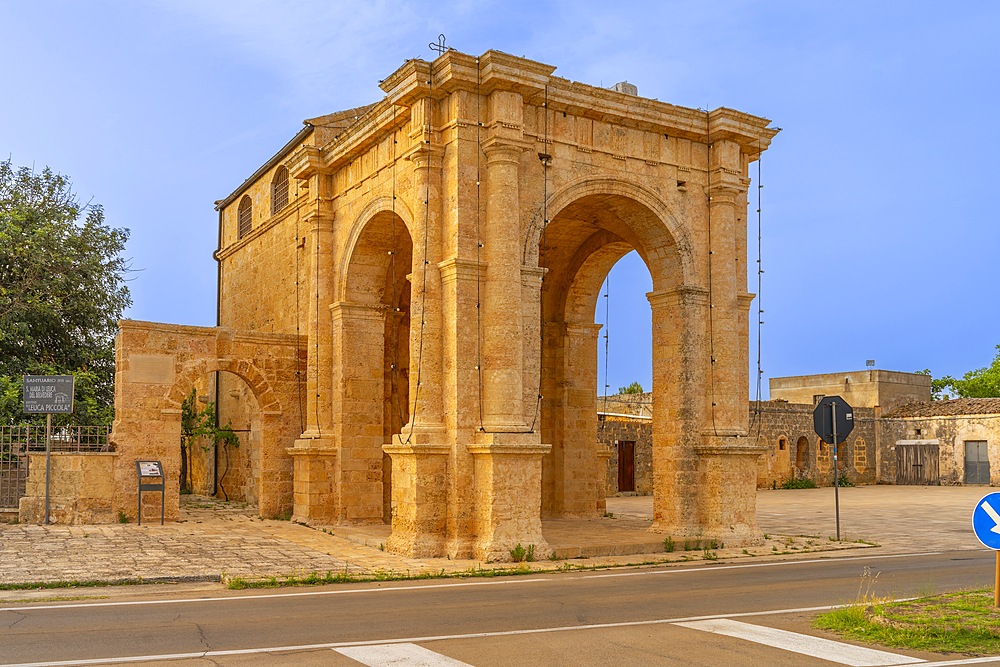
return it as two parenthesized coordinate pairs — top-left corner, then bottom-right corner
(109, 50), (778, 559)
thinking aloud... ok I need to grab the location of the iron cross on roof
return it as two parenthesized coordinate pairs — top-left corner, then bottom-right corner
(429, 34), (450, 55)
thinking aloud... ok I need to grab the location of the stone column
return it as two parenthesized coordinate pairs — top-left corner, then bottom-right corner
(331, 301), (386, 524)
(480, 138), (528, 431)
(648, 286), (708, 538)
(403, 101), (445, 439)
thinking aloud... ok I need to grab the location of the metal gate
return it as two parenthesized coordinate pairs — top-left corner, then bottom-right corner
(0, 426), (111, 510)
(964, 441), (991, 484)
(895, 441), (940, 485)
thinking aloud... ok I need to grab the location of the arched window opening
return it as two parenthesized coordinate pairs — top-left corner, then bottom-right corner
(271, 166), (289, 215)
(237, 195), (252, 240)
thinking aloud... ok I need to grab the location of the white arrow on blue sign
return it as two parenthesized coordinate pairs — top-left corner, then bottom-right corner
(972, 492), (1000, 550)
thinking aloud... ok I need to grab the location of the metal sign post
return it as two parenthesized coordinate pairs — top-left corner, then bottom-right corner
(22, 375), (75, 525)
(813, 395), (854, 542)
(832, 403), (840, 541)
(971, 491), (1000, 607)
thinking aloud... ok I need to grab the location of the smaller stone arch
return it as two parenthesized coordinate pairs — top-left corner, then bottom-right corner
(111, 321), (303, 523)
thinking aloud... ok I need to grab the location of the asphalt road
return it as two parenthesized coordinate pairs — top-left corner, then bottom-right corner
(3, 549), (998, 667)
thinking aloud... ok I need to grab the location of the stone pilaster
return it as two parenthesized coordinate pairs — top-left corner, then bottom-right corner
(480, 106), (532, 431)
(331, 301), (386, 524)
(300, 210), (336, 441)
(706, 138), (748, 435)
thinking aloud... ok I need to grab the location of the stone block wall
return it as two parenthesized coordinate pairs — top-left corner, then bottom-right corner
(599, 414), (653, 495)
(19, 453), (118, 524)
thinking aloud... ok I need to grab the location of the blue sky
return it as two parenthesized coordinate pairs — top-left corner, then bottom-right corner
(2, 1), (997, 398)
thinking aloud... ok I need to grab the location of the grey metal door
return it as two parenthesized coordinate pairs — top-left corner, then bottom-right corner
(895, 443), (940, 485)
(964, 441), (990, 484)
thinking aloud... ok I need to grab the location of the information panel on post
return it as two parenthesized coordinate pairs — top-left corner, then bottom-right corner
(22, 375), (75, 414)
(136, 460), (165, 526)
(22, 375), (76, 526)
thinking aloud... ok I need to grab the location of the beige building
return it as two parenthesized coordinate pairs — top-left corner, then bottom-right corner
(103, 49), (779, 558)
(769, 370), (931, 414)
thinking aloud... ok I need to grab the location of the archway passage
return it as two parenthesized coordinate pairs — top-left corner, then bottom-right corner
(539, 191), (681, 520)
(332, 210), (412, 525)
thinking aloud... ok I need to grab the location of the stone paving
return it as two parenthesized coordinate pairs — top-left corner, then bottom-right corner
(0, 487), (989, 590)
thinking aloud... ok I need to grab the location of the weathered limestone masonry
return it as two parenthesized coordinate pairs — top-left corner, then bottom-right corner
(115, 50), (778, 558)
(111, 322), (304, 521)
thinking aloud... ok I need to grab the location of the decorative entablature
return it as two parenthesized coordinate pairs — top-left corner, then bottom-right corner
(288, 50), (779, 187)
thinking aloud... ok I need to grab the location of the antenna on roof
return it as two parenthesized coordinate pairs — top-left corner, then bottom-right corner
(866, 359), (876, 369)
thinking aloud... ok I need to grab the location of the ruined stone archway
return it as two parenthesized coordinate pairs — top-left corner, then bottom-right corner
(111, 322), (304, 521)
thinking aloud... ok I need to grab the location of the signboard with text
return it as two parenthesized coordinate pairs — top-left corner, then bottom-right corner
(22, 375), (75, 414)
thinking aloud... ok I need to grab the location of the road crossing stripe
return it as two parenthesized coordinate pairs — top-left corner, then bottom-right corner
(674, 619), (923, 667)
(336, 643), (472, 666)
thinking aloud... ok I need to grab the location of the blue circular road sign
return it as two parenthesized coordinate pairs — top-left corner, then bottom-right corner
(972, 492), (1000, 550)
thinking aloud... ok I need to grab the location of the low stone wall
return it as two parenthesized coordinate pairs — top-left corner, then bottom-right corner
(18, 453), (119, 524)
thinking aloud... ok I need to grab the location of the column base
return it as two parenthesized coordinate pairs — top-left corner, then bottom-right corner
(468, 436), (552, 562)
(691, 439), (768, 547)
(383, 441), (449, 558)
(288, 438), (338, 525)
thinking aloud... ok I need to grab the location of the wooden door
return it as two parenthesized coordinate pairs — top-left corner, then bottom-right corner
(895, 443), (940, 485)
(617, 441), (635, 493)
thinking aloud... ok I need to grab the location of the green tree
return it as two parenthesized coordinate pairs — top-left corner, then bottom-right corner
(0, 159), (131, 425)
(929, 345), (1000, 399)
(915, 369), (954, 401)
(618, 381), (645, 395)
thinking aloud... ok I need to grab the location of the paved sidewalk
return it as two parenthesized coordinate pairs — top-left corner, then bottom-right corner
(0, 486), (989, 589)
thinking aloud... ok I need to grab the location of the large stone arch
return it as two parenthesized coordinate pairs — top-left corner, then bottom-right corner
(329, 206), (413, 524)
(526, 176), (695, 287)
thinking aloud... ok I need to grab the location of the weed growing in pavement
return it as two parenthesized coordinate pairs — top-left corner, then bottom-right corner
(702, 546), (718, 561)
(509, 543), (535, 562)
(664, 536), (675, 552)
(117, 511), (129, 523)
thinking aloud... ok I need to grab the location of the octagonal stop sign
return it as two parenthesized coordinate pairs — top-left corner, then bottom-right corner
(813, 395), (854, 445)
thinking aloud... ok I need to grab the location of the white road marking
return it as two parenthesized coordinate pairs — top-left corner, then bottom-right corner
(582, 551), (945, 580)
(336, 643), (473, 666)
(0, 603), (878, 667)
(0, 550), (950, 612)
(675, 618), (923, 666)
